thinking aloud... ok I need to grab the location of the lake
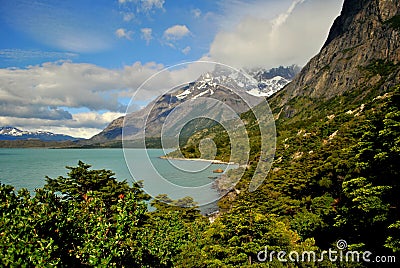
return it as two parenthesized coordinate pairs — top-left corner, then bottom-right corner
(0, 148), (231, 213)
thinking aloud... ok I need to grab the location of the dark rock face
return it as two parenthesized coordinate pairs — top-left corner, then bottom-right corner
(273, 0), (400, 108)
(323, 0), (371, 48)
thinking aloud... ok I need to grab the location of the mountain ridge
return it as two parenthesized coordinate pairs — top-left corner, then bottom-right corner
(0, 126), (81, 141)
(89, 65), (300, 145)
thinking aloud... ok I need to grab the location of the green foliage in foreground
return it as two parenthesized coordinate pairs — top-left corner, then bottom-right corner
(0, 163), (340, 267)
(0, 163), (210, 267)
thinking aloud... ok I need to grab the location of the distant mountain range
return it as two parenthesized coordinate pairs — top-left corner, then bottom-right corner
(245, 65), (301, 97)
(174, 64), (301, 99)
(0, 126), (81, 141)
(89, 65), (300, 145)
(1, 65), (299, 147)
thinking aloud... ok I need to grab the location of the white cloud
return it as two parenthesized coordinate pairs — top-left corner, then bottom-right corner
(191, 8), (202, 18)
(49, 127), (102, 139)
(115, 28), (133, 40)
(210, 0), (344, 68)
(0, 111), (125, 138)
(141, 0), (165, 12)
(0, 62), (123, 113)
(0, 60), (219, 137)
(163, 25), (191, 40)
(0, 105), (72, 120)
(271, 0), (306, 29)
(0, 61), (165, 117)
(123, 12), (135, 22)
(118, 0), (165, 13)
(0, 60), (146, 138)
(182, 46), (191, 55)
(215, 0), (283, 30)
(72, 111), (125, 129)
(54, 32), (111, 53)
(141, 28), (153, 45)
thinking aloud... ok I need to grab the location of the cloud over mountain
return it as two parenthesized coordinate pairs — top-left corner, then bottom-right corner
(210, 0), (343, 68)
(0, 59), (215, 137)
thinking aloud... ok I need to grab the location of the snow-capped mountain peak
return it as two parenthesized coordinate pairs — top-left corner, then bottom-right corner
(91, 65), (301, 143)
(175, 65), (300, 100)
(0, 126), (80, 141)
(0, 126), (27, 136)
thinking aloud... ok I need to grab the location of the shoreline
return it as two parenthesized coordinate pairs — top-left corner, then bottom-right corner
(159, 155), (235, 165)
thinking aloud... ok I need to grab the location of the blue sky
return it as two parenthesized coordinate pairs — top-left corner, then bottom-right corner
(0, 0), (219, 68)
(0, 0), (344, 138)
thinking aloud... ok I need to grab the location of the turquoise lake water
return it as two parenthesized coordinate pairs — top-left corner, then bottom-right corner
(0, 148), (230, 211)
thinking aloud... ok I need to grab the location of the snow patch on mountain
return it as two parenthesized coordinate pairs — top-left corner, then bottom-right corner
(175, 65), (300, 100)
(0, 126), (80, 141)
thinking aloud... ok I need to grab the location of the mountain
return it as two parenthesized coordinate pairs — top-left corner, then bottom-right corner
(89, 65), (299, 145)
(251, 65), (301, 80)
(174, 64), (301, 99)
(271, 0), (400, 113)
(246, 65), (301, 97)
(0, 126), (80, 141)
(174, 0), (400, 260)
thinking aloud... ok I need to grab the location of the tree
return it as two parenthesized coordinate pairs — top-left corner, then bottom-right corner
(44, 161), (143, 207)
(0, 185), (69, 266)
(194, 199), (315, 267)
(334, 88), (400, 253)
(142, 194), (206, 267)
(1, 162), (154, 267)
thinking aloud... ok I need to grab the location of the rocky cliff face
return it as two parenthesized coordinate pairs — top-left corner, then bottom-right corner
(273, 0), (400, 110)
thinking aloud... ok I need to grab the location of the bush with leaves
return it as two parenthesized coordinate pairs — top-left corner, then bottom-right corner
(0, 162), (156, 267)
(0, 185), (62, 266)
(44, 161), (135, 207)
